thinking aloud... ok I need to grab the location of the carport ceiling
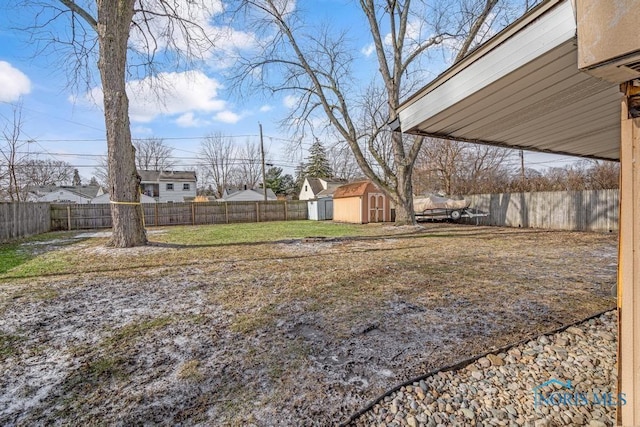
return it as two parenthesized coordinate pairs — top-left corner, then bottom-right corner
(397, 0), (621, 161)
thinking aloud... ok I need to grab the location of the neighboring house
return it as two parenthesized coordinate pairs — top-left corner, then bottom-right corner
(298, 177), (344, 201)
(36, 185), (104, 204)
(91, 193), (156, 204)
(333, 180), (391, 224)
(219, 188), (277, 202)
(139, 170), (197, 203)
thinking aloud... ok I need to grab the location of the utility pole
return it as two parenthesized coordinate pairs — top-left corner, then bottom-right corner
(259, 123), (267, 202)
(519, 149), (525, 188)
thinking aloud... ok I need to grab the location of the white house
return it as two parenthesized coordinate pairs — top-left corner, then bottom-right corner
(36, 185), (103, 204)
(298, 177), (344, 201)
(139, 170), (197, 203)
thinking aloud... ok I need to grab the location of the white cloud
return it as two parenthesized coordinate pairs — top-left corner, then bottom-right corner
(82, 70), (227, 123)
(0, 61), (31, 102)
(176, 112), (210, 127)
(259, 104), (273, 112)
(213, 110), (241, 124)
(283, 95), (298, 109)
(361, 43), (375, 57)
(131, 125), (153, 136)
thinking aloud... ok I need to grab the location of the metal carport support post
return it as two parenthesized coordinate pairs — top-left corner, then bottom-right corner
(619, 81), (640, 425)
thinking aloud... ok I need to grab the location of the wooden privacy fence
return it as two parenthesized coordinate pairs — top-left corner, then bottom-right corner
(462, 189), (619, 232)
(0, 202), (51, 242)
(50, 200), (308, 231)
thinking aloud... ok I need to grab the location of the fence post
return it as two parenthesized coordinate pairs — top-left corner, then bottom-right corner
(256, 202), (260, 222)
(284, 201), (288, 221)
(225, 202), (229, 224)
(154, 203), (158, 227)
(67, 205), (71, 231)
(191, 203), (195, 225)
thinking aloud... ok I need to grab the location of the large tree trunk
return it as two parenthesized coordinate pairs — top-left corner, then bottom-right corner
(393, 163), (416, 225)
(96, 0), (147, 247)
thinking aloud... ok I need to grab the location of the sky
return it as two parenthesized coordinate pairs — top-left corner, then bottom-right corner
(0, 0), (582, 184)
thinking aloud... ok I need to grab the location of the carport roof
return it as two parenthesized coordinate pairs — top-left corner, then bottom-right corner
(396, 0), (621, 161)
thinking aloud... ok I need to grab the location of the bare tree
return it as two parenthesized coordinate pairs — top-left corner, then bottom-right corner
(327, 144), (360, 181)
(14, 1), (216, 247)
(199, 133), (237, 198)
(0, 103), (29, 201)
(231, 139), (263, 189)
(419, 139), (465, 195)
(587, 160), (619, 190)
(20, 159), (74, 187)
(92, 155), (109, 190)
(231, 0), (525, 224)
(414, 139), (515, 195)
(133, 137), (175, 171)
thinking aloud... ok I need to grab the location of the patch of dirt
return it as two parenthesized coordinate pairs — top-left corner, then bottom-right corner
(0, 224), (617, 426)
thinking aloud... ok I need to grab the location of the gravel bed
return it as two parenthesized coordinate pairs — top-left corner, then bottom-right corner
(352, 310), (618, 427)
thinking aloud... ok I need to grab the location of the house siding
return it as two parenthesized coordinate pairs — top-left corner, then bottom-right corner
(158, 181), (196, 203)
(298, 178), (317, 200)
(333, 197), (363, 223)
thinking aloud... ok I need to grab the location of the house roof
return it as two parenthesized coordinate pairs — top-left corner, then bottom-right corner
(333, 181), (377, 199)
(139, 170), (197, 182)
(91, 193), (156, 204)
(305, 178), (326, 195)
(396, 0), (622, 161)
(316, 182), (343, 198)
(37, 185), (102, 199)
(68, 186), (103, 198)
(221, 188), (277, 201)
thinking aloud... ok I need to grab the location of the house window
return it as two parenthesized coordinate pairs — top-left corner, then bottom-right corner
(305, 185), (308, 192)
(183, 183), (190, 191)
(166, 183), (174, 191)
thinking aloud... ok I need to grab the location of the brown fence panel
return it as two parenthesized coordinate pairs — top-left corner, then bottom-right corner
(48, 200), (309, 231)
(0, 202), (51, 242)
(225, 201), (257, 223)
(193, 202), (227, 225)
(284, 200), (308, 220)
(12, 200), (309, 236)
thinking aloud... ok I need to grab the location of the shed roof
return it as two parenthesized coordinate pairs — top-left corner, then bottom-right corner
(396, 0), (621, 161)
(333, 181), (376, 199)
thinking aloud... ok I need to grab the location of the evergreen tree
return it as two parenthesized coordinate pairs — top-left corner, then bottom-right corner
(304, 139), (333, 178)
(280, 174), (296, 197)
(72, 169), (82, 186)
(265, 167), (284, 194)
(265, 167), (296, 197)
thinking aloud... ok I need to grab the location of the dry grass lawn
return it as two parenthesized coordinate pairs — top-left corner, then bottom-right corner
(0, 222), (617, 426)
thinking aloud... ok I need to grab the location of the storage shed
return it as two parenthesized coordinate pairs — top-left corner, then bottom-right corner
(332, 181), (390, 224)
(307, 197), (333, 221)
